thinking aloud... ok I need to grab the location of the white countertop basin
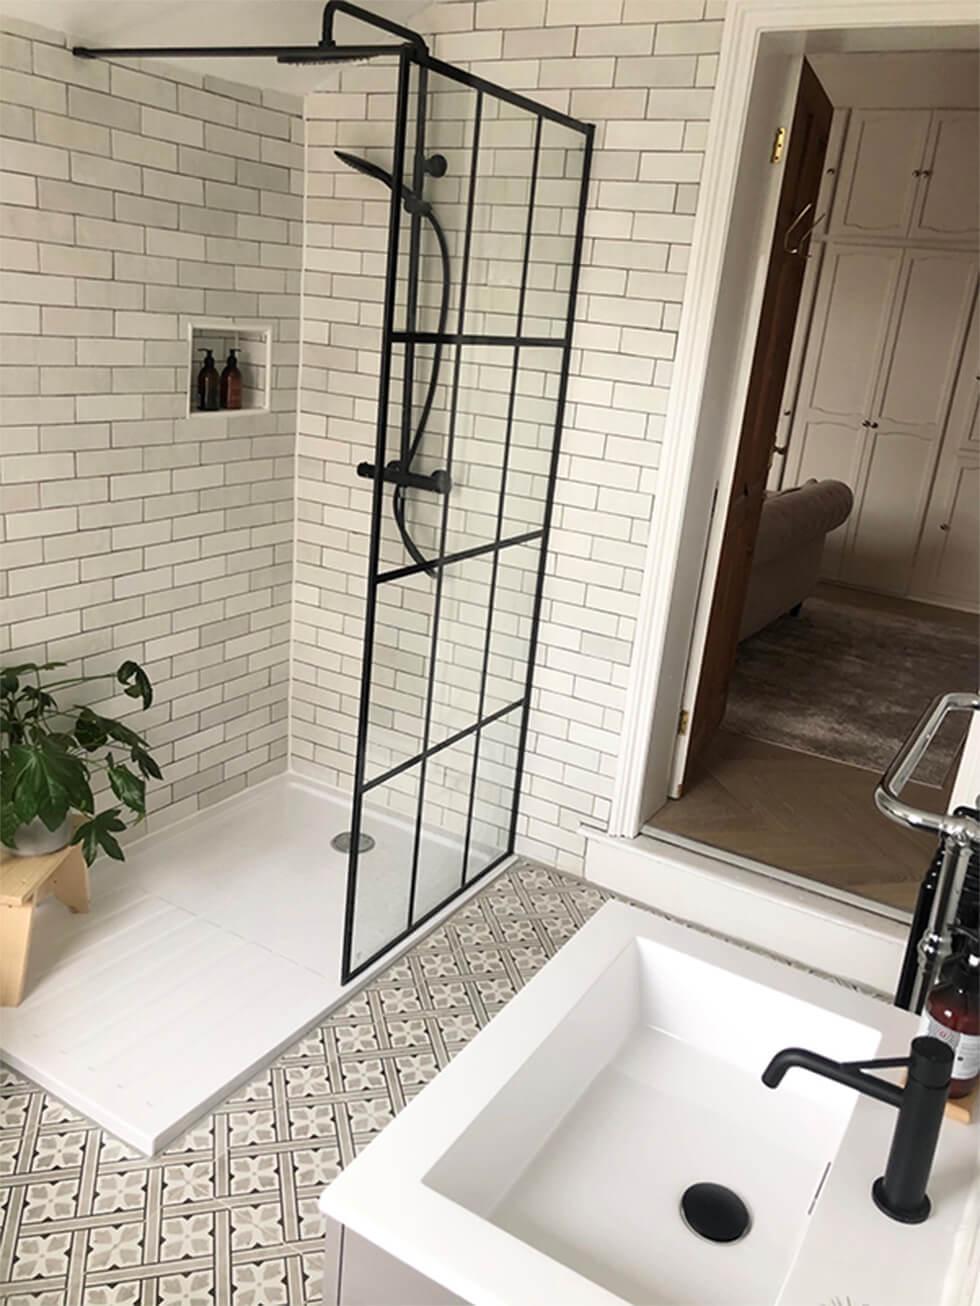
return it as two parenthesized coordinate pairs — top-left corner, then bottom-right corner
(321, 902), (980, 1306)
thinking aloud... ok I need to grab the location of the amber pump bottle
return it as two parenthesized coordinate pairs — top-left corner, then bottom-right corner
(919, 936), (980, 1098)
(220, 349), (242, 410)
(197, 349), (219, 411)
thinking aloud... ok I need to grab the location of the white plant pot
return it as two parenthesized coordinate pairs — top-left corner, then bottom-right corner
(8, 816), (73, 858)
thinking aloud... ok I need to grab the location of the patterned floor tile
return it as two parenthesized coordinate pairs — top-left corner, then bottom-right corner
(1, 859), (883, 1304)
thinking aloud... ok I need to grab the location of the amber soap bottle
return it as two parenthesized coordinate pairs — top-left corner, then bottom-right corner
(220, 348), (242, 410)
(197, 349), (219, 411)
(919, 940), (980, 1098)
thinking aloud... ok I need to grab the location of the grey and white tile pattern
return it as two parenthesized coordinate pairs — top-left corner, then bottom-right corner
(0, 859), (887, 1305)
(0, 861), (608, 1305)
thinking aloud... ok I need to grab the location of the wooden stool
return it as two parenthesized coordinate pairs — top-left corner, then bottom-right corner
(0, 841), (90, 1006)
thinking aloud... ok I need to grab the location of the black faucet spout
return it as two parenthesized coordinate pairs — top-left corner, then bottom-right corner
(762, 1036), (952, 1225)
(761, 1046), (904, 1107)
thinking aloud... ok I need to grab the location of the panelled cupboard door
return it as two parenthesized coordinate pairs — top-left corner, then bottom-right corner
(910, 111), (980, 245)
(845, 427), (939, 595)
(911, 303), (980, 610)
(873, 250), (979, 433)
(829, 110), (930, 239)
(784, 418), (867, 579)
(914, 459), (980, 609)
(795, 244), (903, 421)
(844, 251), (977, 595)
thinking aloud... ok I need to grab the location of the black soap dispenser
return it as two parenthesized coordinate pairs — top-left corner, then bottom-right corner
(197, 349), (219, 411)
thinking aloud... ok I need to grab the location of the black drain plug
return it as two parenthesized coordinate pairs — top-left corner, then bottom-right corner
(680, 1183), (751, 1243)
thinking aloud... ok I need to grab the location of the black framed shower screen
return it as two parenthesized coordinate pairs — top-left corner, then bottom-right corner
(342, 47), (594, 982)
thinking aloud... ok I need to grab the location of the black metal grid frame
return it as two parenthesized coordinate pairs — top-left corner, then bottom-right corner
(342, 46), (594, 983)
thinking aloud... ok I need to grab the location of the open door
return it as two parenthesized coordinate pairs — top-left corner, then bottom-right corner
(680, 60), (833, 788)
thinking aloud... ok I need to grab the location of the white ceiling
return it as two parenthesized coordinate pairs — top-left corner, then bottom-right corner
(2, 0), (433, 92)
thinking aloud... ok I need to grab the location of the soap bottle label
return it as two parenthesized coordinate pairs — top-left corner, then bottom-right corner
(917, 1013), (980, 1079)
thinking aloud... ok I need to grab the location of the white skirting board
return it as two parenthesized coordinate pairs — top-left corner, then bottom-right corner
(582, 826), (907, 996)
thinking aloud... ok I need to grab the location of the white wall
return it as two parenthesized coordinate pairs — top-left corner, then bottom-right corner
(0, 14), (303, 830)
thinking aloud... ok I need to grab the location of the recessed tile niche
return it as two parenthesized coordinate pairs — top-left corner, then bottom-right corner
(188, 322), (271, 417)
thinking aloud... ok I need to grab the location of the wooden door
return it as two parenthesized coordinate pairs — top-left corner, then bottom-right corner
(910, 110), (980, 245)
(910, 299), (980, 611)
(682, 61), (833, 783)
(829, 109), (930, 239)
(843, 249), (978, 594)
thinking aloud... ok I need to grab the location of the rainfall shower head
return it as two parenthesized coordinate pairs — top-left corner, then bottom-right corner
(275, 45), (390, 66)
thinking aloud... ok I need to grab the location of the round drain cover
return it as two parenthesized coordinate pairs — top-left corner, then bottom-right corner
(330, 831), (375, 854)
(680, 1183), (751, 1244)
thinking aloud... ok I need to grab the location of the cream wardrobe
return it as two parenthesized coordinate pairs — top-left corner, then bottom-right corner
(781, 106), (979, 612)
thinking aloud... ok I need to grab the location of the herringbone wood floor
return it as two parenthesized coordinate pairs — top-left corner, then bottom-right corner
(648, 729), (946, 912)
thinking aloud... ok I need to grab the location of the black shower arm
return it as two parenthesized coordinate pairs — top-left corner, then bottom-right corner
(75, 1), (428, 62)
(321, 1), (429, 58)
(73, 42), (401, 61)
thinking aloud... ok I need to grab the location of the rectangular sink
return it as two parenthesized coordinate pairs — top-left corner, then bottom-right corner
(321, 901), (970, 1306)
(424, 933), (877, 1305)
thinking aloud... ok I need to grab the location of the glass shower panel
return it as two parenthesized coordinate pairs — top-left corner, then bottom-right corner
(427, 554), (495, 747)
(410, 733), (476, 923)
(342, 49), (592, 983)
(363, 569), (434, 783)
(482, 543), (538, 716)
(464, 708), (523, 884)
(523, 118), (588, 339)
(349, 765), (420, 975)
(500, 347), (565, 540)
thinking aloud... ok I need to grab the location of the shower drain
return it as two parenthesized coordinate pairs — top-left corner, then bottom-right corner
(330, 831), (376, 854)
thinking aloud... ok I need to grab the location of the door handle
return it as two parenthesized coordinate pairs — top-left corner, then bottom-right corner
(783, 203), (826, 257)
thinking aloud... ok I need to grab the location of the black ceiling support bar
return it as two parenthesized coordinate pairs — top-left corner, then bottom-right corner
(72, 0), (427, 63)
(72, 41), (399, 61)
(321, 0), (429, 58)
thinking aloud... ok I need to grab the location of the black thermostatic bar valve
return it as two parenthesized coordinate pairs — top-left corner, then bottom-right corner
(356, 461), (451, 495)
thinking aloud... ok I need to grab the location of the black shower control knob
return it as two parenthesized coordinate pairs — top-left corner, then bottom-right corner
(425, 153), (448, 178)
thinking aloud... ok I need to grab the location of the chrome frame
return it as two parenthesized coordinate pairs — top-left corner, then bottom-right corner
(875, 691), (980, 1012)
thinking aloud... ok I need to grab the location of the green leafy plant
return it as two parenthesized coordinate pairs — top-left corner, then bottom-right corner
(0, 660), (162, 865)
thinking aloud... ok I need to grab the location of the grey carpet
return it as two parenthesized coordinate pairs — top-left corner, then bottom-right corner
(725, 596), (978, 786)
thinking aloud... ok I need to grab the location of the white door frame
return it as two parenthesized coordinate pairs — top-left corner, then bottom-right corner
(608, 0), (979, 837)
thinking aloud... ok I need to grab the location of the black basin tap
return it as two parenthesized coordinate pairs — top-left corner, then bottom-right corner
(762, 1035), (953, 1224)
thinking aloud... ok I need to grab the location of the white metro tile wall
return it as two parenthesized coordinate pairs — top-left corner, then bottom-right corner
(290, 0), (724, 872)
(0, 16), (304, 831)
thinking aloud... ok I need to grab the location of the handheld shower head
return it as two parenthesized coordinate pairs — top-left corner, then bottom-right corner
(335, 151), (395, 189)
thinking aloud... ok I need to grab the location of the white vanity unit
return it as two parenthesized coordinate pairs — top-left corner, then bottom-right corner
(319, 903), (980, 1306)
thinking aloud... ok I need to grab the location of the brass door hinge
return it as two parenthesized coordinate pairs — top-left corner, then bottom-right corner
(771, 126), (786, 164)
(678, 709), (690, 736)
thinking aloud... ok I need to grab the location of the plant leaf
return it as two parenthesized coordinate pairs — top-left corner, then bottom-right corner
(132, 748), (163, 781)
(1, 661), (66, 696)
(72, 808), (127, 865)
(117, 660), (153, 709)
(7, 741), (85, 829)
(0, 801), (20, 848)
(74, 708), (108, 752)
(108, 763), (145, 817)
